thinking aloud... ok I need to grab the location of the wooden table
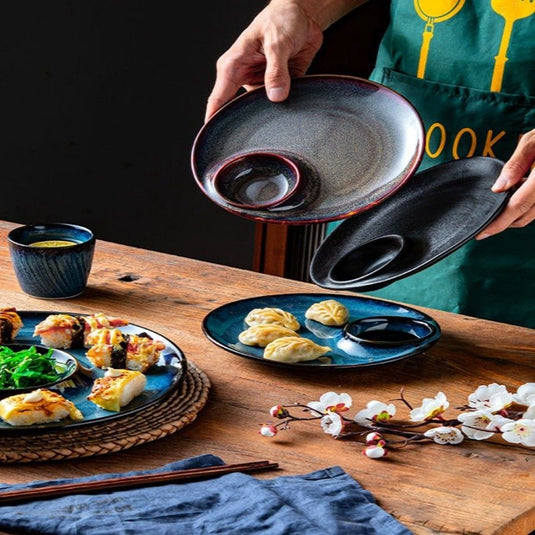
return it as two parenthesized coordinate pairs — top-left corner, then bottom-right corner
(0, 219), (533, 534)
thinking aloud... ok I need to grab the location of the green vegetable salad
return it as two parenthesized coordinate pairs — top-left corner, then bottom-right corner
(0, 345), (66, 389)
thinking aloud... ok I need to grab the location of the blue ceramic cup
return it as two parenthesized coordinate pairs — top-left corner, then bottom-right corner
(8, 223), (95, 299)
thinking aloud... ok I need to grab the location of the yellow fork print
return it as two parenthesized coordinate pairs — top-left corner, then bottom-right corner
(490, 0), (535, 92)
(414, 0), (466, 78)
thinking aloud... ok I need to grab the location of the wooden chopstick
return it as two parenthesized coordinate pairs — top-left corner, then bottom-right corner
(0, 460), (279, 505)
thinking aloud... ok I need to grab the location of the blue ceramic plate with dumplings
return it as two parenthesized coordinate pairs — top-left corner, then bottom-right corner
(192, 75), (424, 224)
(202, 293), (441, 368)
(0, 311), (187, 432)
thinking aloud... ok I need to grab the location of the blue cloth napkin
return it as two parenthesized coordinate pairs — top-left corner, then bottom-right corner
(0, 454), (412, 534)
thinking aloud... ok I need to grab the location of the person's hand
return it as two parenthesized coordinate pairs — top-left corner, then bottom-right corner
(204, 0), (324, 122)
(476, 129), (535, 239)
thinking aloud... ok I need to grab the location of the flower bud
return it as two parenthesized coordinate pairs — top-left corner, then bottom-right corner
(365, 432), (383, 445)
(363, 444), (388, 458)
(259, 424), (278, 437)
(270, 405), (289, 419)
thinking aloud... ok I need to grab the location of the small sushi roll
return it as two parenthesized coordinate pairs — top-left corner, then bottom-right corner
(88, 368), (147, 411)
(33, 312), (129, 349)
(0, 307), (23, 344)
(124, 333), (166, 372)
(86, 328), (165, 372)
(81, 312), (129, 333)
(85, 328), (128, 368)
(0, 388), (83, 426)
(33, 314), (85, 349)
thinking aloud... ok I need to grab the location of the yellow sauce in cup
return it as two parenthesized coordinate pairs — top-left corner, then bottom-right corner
(29, 240), (77, 247)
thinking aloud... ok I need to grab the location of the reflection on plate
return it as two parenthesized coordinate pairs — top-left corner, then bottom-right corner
(0, 344), (78, 396)
(310, 157), (511, 291)
(192, 75), (424, 224)
(343, 316), (438, 346)
(202, 294), (440, 368)
(0, 311), (187, 432)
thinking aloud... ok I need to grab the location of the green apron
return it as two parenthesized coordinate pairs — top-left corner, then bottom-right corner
(342, 0), (535, 327)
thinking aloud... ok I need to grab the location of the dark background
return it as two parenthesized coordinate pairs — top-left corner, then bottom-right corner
(1, 1), (388, 271)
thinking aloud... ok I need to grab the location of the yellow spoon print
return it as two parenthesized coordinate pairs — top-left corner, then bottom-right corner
(490, 0), (535, 92)
(414, 0), (466, 78)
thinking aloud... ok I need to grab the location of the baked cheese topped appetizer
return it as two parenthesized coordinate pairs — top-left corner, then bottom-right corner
(85, 328), (165, 372)
(88, 368), (147, 412)
(0, 307), (23, 344)
(0, 388), (83, 426)
(33, 313), (129, 349)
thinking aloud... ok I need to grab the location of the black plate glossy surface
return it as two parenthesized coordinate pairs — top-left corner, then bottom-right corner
(192, 75), (424, 224)
(310, 157), (511, 291)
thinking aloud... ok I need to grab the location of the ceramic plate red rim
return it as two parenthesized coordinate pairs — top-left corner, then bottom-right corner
(191, 74), (425, 224)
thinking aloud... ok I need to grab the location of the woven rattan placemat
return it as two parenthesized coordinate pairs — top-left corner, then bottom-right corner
(0, 361), (211, 463)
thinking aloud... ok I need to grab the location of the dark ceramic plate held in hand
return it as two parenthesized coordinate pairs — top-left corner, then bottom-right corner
(192, 75), (425, 224)
(310, 157), (511, 291)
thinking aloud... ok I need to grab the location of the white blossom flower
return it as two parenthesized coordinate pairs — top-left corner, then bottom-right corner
(468, 383), (513, 412)
(512, 383), (535, 406)
(457, 410), (513, 440)
(307, 392), (352, 415)
(524, 404), (535, 419)
(363, 444), (388, 458)
(354, 400), (396, 426)
(409, 392), (449, 422)
(424, 426), (464, 444)
(501, 419), (535, 447)
(262, 385), (535, 462)
(487, 414), (515, 431)
(320, 412), (343, 436)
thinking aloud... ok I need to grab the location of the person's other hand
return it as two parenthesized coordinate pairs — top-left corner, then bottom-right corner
(476, 129), (535, 239)
(204, 0), (323, 122)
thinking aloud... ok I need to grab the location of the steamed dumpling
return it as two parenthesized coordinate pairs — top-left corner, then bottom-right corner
(244, 307), (300, 331)
(263, 336), (331, 363)
(305, 299), (349, 327)
(238, 324), (299, 347)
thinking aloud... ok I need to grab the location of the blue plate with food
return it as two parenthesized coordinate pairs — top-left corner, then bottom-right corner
(0, 309), (187, 432)
(202, 293), (440, 368)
